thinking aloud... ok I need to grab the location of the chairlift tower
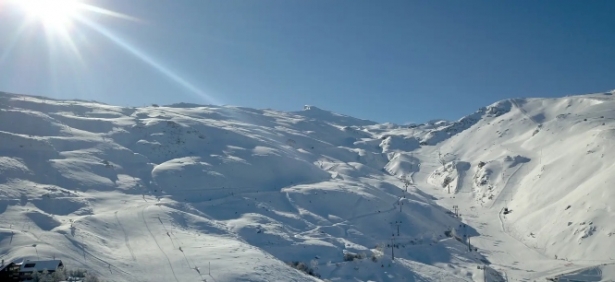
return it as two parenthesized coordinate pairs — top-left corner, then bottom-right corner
(389, 234), (396, 260)
(390, 221), (402, 236)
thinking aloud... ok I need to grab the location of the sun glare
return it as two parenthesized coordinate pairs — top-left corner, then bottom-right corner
(6, 0), (216, 104)
(15, 0), (82, 30)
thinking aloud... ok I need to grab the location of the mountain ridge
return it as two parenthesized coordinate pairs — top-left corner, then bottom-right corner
(1, 91), (614, 281)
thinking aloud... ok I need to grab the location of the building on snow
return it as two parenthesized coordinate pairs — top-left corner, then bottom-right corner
(0, 259), (64, 281)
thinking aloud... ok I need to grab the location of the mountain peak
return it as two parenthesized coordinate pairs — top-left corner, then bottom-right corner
(293, 105), (377, 126)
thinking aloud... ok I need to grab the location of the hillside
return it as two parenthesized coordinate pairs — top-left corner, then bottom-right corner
(1, 91), (615, 281)
(0, 93), (481, 282)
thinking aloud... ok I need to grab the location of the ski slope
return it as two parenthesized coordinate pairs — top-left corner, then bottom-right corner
(1, 91), (615, 281)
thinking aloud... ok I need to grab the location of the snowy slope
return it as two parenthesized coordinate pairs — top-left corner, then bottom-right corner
(0, 93), (481, 282)
(431, 94), (615, 260)
(2, 90), (615, 282)
(385, 91), (615, 281)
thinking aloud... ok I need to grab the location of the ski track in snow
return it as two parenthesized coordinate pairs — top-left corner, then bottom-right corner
(61, 233), (136, 280)
(114, 210), (137, 261)
(497, 206), (549, 261)
(489, 162), (525, 208)
(141, 205), (181, 282)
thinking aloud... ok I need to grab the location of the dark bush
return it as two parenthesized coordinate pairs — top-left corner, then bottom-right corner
(288, 261), (320, 278)
(442, 176), (453, 188)
(343, 252), (364, 261)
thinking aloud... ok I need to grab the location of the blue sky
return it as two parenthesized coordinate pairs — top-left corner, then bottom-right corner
(0, 0), (614, 124)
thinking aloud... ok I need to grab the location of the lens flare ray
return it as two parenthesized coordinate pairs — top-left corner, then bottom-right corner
(78, 18), (219, 105)
(79, 4), (141, 22)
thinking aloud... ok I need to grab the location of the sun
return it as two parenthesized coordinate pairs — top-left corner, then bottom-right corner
(15, 0), (82, 30)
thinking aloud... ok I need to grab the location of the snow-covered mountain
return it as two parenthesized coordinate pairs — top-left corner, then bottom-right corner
(1, 91), (614, 281)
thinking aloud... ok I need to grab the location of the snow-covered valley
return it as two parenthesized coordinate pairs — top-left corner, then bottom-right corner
(1, 91), (615, 281)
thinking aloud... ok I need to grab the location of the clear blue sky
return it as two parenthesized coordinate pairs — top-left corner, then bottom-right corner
(0, 0), (614, 124)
